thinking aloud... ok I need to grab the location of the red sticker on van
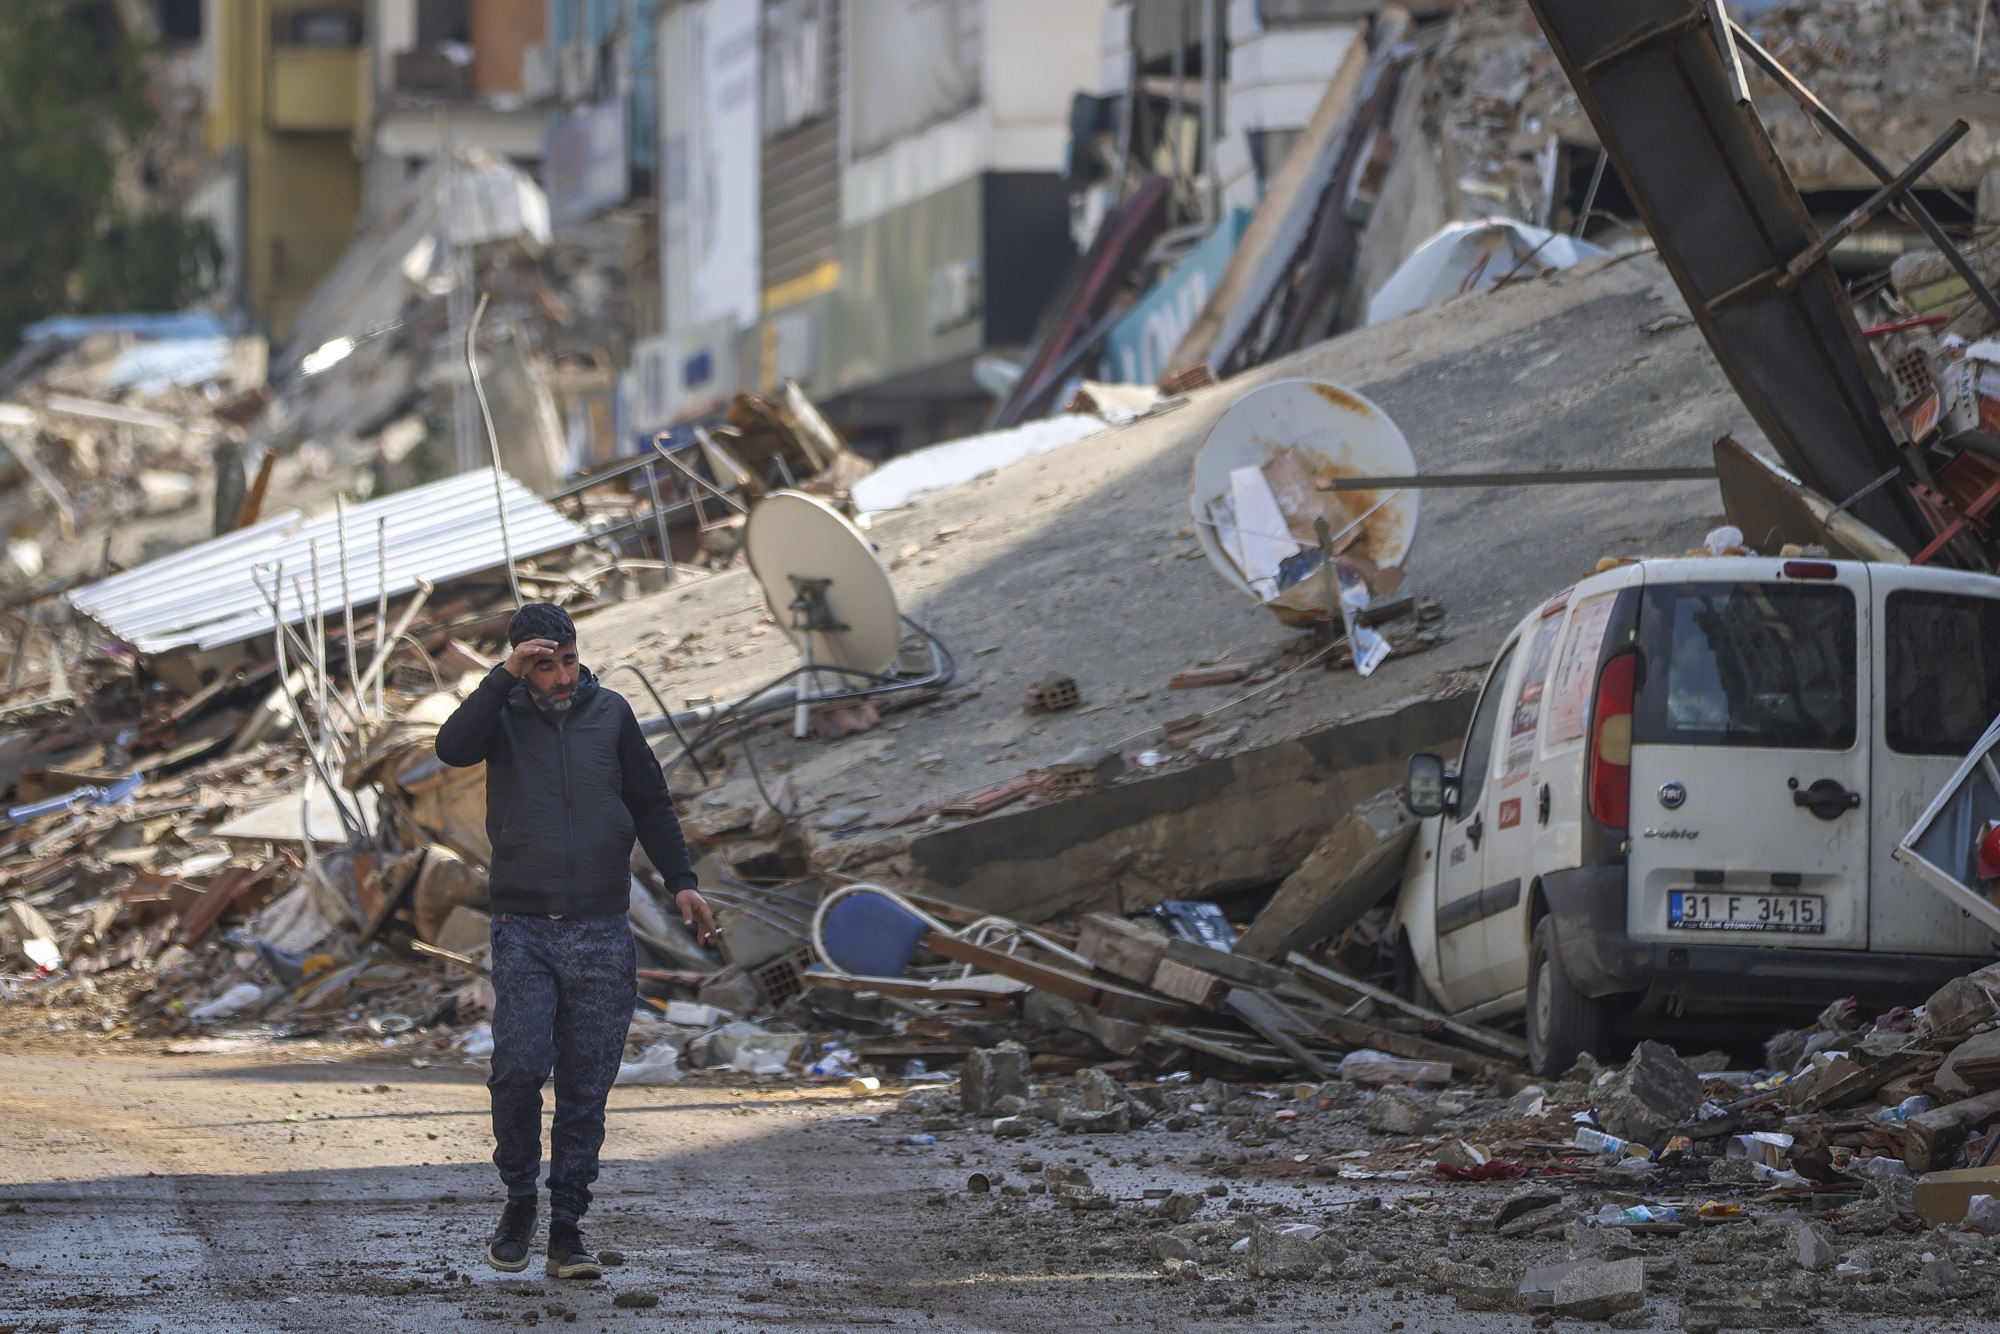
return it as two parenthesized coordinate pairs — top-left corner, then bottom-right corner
(1497, 798), (1522, 830)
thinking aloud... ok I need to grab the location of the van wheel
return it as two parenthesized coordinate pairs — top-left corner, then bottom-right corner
(1527, 915), (1604, 1078)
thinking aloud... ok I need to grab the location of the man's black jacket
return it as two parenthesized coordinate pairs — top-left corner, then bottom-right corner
(433, 662), (697, 916)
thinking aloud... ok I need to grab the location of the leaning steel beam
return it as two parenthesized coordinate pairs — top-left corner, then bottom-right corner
(1523, 0), (1938, 558)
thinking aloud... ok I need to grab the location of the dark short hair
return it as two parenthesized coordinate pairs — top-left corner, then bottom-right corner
(507, 602), (576, 648)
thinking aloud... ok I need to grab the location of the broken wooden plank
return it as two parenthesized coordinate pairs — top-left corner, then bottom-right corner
(176, 855), (286, 945)
(1224, 988), (1337, 1080)
(1793, 1047), (1933, 1114)
(1150, 957), (1228, 1009)
(1907, 1088), (2000, 1174)
(1077, 911), (1171, 986)
(356, 850), (427, 946)
(1146, 1024), (1299, 1070)
(1302, 1005), (1494, 1075)
(1168, 662), (1255, 689)
(1286, 950), (1529, 1061)
(1163, 938), (1304, 994)
(921, 930), (1197, 1024)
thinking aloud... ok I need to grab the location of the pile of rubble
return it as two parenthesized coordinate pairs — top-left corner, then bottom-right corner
(0, 310), (272, 588)
(826, 964), (2000, 1326)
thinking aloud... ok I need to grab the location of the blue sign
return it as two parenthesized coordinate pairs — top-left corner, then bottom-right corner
(1101, 208), (1249, 386)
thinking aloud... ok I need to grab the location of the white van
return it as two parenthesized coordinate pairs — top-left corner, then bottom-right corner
(1397, 556), (2000, 1076)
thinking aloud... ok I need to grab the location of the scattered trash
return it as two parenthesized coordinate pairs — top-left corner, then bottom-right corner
(614, 1040), (685, 1086)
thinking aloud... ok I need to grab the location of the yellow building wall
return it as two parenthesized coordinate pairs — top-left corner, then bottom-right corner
(204, 0), (364, 337)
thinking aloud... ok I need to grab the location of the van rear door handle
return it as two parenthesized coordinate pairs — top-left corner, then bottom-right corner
(1793, 778), (1861, 821)
(1538, 783), (1551, 825)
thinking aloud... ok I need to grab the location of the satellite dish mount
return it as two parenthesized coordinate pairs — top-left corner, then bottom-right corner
(787, 573), (851, 737)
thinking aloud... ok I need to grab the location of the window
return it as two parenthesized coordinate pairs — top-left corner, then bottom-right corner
(1886, 590), (2000, 756)
(763, 0), (830, 138)
(1635, 582), (1856, 750)
(1456, 641), (1518, 818)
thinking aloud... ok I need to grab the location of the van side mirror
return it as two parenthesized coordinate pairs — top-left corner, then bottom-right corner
(1405, 753), (1446, 819)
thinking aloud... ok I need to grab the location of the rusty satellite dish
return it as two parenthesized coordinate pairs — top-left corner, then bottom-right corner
(1190, 378), (1420, 618)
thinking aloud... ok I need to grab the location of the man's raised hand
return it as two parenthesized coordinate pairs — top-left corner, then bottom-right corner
(504, 638), (558, 677)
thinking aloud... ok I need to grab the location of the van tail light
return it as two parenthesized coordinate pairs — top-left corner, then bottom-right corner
(1979, 822), (2000, 880)
(1589, 653), (1636, 830)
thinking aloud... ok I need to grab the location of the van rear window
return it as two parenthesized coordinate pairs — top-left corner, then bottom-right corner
(1885, 590), (2000, 756)
(1635, 582), (1855, 750)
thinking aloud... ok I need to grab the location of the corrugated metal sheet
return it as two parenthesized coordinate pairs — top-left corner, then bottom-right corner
(762, 0), (841, 292)
(69, 470), (591, 656)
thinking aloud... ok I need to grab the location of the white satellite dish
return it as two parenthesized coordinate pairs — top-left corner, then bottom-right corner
(1190, 378), (1421, 616)
(744, 491), (902, 734)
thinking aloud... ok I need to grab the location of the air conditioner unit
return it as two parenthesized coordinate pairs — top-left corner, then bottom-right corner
(558, 42), (599, 104)
(521, 45), (557, 103)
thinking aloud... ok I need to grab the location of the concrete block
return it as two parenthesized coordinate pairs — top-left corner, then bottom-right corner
(1594, 1041), (1702, 1143)
(1245, 1221), (1323, 1279)
(961, 1040), (1030, 1115)
(1365, 1084), (1435, 1135)
(1793, 1222), (1835, 1272)
(1234, 789), (1416, 960)
(1551, 1257), (1645, 1320)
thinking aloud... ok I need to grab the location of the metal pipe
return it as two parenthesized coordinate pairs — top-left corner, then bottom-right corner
(349, 577), (436, 707)
(465, 291), (522, 609)
(642, 453), (675, 582)
(1108, 3), (1139, 198)
(1573, 149), (1608, 239)
(262, 564), (360, 842)
(306, 542), (324, 736)
(336, 495), (359, 720)
(375, 516), (389, 721)
(1170, 0), (1186, 208)
(1319, 467), (1718, 490)
(298, 560), (332, 759)
(1201, 0), (1220, 226)
(1776, 119), (1969, 293)
(653, 435), (749, 512)
(250, 565), (365, 734)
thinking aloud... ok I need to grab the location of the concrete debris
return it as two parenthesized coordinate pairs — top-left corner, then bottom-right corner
(1591, 1042), (1704, 1143)
(1550, 1257), (1646, 1321)
(1364, 1084), (1435, 1135)
(1793, 1222), (1836, 1273)
(1244, 1220), (1326, 1279)
(961, 1041), (1031, 1116)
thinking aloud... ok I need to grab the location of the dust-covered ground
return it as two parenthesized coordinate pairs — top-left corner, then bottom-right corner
(3, 1023), (1997, 1334)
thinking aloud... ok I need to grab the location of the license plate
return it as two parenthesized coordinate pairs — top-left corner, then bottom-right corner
(1668, 891), (1825, 934)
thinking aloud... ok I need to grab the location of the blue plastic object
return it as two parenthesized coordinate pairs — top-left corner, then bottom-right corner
(819, 891), (931, 978)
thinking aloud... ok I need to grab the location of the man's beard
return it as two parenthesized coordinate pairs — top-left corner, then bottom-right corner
(529, 681), (575, 712)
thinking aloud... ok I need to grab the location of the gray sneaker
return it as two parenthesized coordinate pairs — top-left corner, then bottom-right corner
(546, 1221), (602, 1279)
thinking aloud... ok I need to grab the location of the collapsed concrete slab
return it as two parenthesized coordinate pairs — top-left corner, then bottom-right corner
(574, 250), (1757, 915)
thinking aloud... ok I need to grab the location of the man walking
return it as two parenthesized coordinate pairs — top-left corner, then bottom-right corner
(435, 603), (715, 1279)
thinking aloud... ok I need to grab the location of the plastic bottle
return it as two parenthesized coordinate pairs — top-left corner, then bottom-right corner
(1593, 1203), (1677, 1226)
(1574, 1126), (1652, 1160)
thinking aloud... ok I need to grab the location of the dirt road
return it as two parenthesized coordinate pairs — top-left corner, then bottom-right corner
(0, 1041), (1473, 1333)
